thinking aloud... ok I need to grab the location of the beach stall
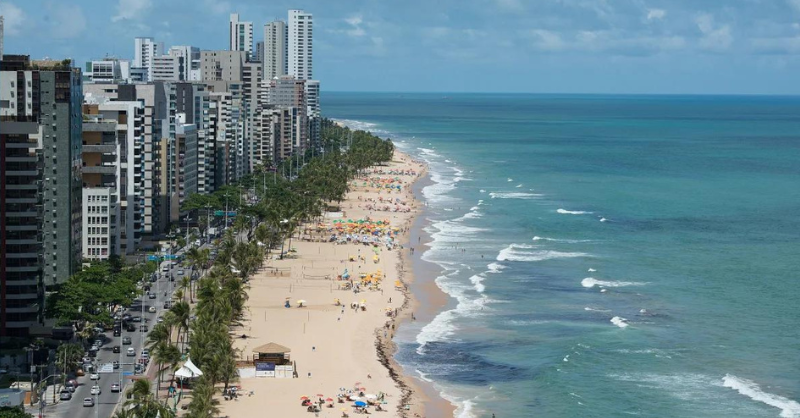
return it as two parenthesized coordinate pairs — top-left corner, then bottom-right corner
(253, 342), (293, 377)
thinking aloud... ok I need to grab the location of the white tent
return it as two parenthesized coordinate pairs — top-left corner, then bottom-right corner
(174, 358), (203, 379)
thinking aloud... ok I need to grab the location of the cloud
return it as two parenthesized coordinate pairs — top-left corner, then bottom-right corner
(0, 2), (25, 35)
(111, 0), (152, 22)
(788, 0), (800, 13)
(527, 29), (567, 51)
(47, 2), (87, 39)
(695, 13), (733, 51)
(495, 0), (524, 12)
(750, 36), (800, 54)
(201, 0), (230, 15)
(647, 9), (666, 21)
(343, 15), (366, 37)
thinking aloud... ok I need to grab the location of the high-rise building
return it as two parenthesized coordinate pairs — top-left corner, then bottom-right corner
(86, 58), (132, 83)
(263, 20), (288, 80)
(168, 46), (200, 81)
(288, 10), (313, 80)
(133, 37), (163, 81)
(151, 55), (183, 82)
(259, 75), (307, 161)
(0, 56), (83, 337)
(1, 16), (5, 58)
(305, 80), (321, 150)
(255, 41), (264, 64)
(175, 83), (213, 194)
(84, 83), (170, 235)
(229, 13), (253, 60)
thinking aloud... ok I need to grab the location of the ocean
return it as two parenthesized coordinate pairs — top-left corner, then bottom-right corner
(323, 93), (800, 418)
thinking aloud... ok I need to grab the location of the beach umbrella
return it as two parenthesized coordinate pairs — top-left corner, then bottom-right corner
(300, 396), (309, 400)
(317, 393), (324, 397)
(354, 401), (367, 407)
(297, 300), (306, 304)
(326, 398), (334, 402)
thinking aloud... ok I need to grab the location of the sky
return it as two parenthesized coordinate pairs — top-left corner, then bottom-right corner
(2, 0), (800, 94)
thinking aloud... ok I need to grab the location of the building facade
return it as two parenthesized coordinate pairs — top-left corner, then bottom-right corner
(229, 13), (254, 60)
(263, 20), (288, 81)
(133, 37), (163, 81)
(288, 10), (313, 80)
(0, 56), (83, 337)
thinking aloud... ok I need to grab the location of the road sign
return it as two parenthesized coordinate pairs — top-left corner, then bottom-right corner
(98, 363), (114, 373)
(123, 371), (133, 376)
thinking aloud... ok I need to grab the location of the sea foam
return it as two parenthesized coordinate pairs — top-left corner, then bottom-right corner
(581, 277), (646, 288)
(489, 192), (543, 200)
(533, 236), (592, 243)
(497, 244), (591, 262)
(557, 208), (592, 215)
(611, 316), (629, 328)
(723, 374), (800, 418)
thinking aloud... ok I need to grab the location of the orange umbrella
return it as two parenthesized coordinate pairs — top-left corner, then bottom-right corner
(300, 396), (309, 400)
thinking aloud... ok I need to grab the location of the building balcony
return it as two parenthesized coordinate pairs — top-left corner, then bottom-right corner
(5, 170), (39, 176)
(5, 321), (38, 329)
(83, 144), (117, 153)
(5, 293), (39, 300)
(5, 225), (38, 232)
(5, 184), (38, 190)
(5, 156), (38, 163)
(5, 253), (40, 259)
(82, 121), (116, 132)
(5, 211), (39, 218)
(5, 304), (40, 314)
(5, 266), (40, 274)
(5, 198), (38, 204)
(5, 239), (40, 245)
(83, 165), (116, 174)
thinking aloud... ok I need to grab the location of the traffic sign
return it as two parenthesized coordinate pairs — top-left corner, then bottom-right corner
(98, 363), (114, 373)
(123, 371), (133, 376)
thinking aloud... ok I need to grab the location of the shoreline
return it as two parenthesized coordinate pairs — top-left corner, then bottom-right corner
(215, 150), (455, 418)
(379, 169), (457, 418)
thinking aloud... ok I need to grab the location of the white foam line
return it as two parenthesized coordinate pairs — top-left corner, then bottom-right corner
(723, 374), (800, 418)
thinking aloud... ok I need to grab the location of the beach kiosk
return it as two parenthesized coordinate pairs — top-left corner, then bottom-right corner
(253, 342), (293, 378)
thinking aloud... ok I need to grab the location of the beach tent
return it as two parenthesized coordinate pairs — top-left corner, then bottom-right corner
(174, 357), (203, 378)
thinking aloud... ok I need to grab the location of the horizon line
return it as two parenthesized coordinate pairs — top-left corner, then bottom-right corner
(321, 90), (800, 97)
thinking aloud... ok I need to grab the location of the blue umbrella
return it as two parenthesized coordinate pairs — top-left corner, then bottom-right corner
(354, 401), (367, 407)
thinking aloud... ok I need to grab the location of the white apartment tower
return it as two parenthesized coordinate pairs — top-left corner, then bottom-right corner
(263, 20), (288, 80)
(229, 13), (254, 60)
(134, 37), (163, 81)
(288, 10), (313, 80)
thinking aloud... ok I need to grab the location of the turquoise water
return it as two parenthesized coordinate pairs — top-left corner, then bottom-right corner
(324, 93), (800, 418)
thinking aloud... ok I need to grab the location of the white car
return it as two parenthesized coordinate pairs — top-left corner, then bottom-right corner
(127, 347), (136, 357)
(111, 383), (121, 392)
(90, 373), (99, 381)
(148, 306), (157, 313)
(90, 385), (101, 395)
(83, 397), (94, 407)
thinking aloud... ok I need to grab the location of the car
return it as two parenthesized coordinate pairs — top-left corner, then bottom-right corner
(177, 269), (184, 276)
(82, 356), (92, 364)
(90, 373), (99, 380)
(163, 301), (172, 309)
(134, 364), (144, 374)
(141, 349), (150, 359)
(122, 314), (132, 321)
(112, 345), (120, 353)
(111, 383), (121, 392)
(90, 385), (101, 395)
(157, 316), (164, 323)
(122, 336), (132, 345)
(148, 306), (157, 313)
(139, 325), (148, 332)
(87, 350), (97, 358)
(113, 361), (119, 369)
(113, 328), (121, 337)
(83, 397), (94, 407)
(127, 347), (135, 357)
(132, 316), (141, 322)
(126, 323), (137, 332)
(76, 369), (85, 377)
(148, 293), (157, 299)
(162, 265), (169, 272)
(88, 345), (99, 353)
(64, 380), (77, 392)
(93, 338), (104, 347)
(59, 390), (72, 401)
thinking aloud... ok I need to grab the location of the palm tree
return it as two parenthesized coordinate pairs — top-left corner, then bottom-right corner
(123, 379), (174, 417)
(152, 342), (181, 400)
(186, 375), (219, 418)
(167, 300), (191, 352)
(145, 322), (171, 394)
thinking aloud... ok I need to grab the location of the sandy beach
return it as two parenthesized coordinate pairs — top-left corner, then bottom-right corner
(217, 151), (455, 418)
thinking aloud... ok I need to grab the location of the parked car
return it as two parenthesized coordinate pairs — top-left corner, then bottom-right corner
(83, 397), (94, 407)
(122, 314), (132, 322)
(122, 336), (132, 345)
(148, 306), (157, 313)
(126, 323), (136, 332)
(64, 380), (76, 392)
(59, 390), (72, 401)
(127, 347), (136, 357)
(132, 316), (142, 323)
(90, 385), (101, 395)
(141, 349), (150, 359)
(111, 383), (121, 392)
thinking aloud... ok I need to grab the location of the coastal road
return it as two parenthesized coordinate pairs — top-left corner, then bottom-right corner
(36, 261), (192, 418)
